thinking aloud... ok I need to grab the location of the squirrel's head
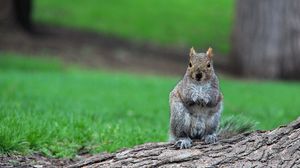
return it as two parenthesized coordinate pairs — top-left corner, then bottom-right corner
(187, 47), (214, 82)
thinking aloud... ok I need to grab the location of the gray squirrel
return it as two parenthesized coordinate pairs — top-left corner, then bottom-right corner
(169, 47), (223, 149)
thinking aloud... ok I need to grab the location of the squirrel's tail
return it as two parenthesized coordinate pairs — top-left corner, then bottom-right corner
(217, 116), (256, 139)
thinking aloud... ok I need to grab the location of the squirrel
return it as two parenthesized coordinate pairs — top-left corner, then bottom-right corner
(169, 47), (223, 149)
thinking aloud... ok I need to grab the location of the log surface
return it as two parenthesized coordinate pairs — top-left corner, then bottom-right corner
(70, 117), (300, 168)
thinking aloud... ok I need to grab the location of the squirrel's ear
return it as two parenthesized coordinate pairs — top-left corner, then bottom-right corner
(206, 47), (213, 59)
(190, 47), (196, 58)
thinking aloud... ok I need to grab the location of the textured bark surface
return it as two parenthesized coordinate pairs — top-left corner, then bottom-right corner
(231, 0), (300, 79)
(69, 117), (300, 168)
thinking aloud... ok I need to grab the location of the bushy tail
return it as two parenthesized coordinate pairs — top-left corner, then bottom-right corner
(217, 116), (256, 139)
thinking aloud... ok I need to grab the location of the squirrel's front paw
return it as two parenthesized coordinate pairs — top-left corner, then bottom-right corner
(196, 98), (209, 107)
(174, 138), (192, 149)
(203, 134), (217, 144)
(185, 100), (196, 106)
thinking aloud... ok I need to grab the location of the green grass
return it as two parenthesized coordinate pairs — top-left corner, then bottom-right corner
(0, 55), (63, 72)
(33, 0), (234, 54)
(1, 53), (299, 157)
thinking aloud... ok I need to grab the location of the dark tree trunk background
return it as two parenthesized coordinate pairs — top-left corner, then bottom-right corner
(0, 0), (32, 31)
(69, 117), (300, 167)
(231, 0), (300, 79)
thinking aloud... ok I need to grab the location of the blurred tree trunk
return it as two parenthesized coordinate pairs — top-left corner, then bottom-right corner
(0, 0), (33, 31)
(231, 0), (300, 79)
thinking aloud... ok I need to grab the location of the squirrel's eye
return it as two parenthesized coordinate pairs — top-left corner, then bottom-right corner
(207, 63), (211, 68)
(189, 62), (192, 67)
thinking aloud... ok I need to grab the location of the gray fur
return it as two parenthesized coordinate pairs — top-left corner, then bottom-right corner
(169, 50), (223, 149)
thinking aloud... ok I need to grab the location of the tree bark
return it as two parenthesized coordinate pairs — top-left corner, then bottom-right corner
(231, 0), (300, 79)
(69, 117), (300, 168)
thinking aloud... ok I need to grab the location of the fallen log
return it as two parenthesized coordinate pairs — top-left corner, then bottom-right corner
(70, 117), (300, 167)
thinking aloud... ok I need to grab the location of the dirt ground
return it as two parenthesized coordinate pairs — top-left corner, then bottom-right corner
(0, 24), (187, 76)
(0, 24), (229, 76)
(0, 24), (230, 167)
(0, 153), (77, 168)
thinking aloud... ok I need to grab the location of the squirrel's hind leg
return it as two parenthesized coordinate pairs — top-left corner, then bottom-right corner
(202, 103), (222, 144)
(169, 94), (193, 149)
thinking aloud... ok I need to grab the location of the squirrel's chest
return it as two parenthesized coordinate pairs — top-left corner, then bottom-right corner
(189, 83), (210, 96)
(188, 83), (211, 114)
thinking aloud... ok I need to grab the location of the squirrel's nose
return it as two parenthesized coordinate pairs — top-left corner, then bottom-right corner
(195, 73), (203, 81)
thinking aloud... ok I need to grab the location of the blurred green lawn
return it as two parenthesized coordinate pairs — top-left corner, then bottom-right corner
(0, 53), (299, 157)
(33, 0), (234, 54)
